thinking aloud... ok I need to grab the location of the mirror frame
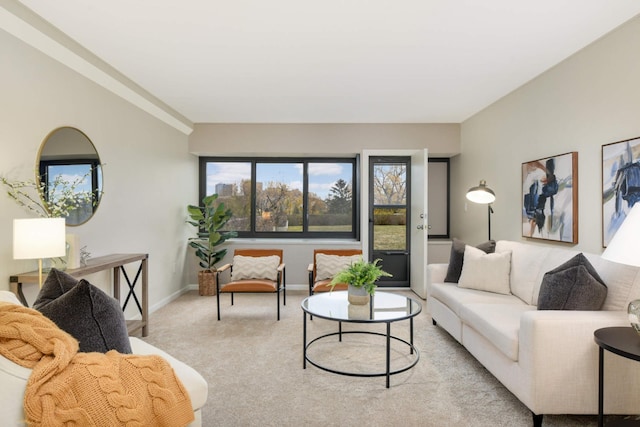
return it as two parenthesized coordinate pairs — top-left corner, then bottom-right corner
(36, 127), (103, 226)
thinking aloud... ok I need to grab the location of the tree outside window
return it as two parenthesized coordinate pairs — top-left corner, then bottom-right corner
(201, 158), (356, 238)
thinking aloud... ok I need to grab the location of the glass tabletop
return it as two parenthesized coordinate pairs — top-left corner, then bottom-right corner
(301, 291), (422, 323)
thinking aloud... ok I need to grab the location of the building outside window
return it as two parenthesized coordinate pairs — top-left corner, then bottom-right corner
(200, 157), (358, 239)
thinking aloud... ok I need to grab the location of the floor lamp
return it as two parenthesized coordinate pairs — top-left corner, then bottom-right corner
(13, 218), (67, 288)
(466, 180), (496, 241)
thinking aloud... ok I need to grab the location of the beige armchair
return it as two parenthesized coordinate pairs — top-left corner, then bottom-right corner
(215, 249), (286, 320)
(308, 248), (363, 295)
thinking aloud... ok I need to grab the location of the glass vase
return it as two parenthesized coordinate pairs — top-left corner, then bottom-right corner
(43, 241), (70, 272)
(628, 299), (640, 335)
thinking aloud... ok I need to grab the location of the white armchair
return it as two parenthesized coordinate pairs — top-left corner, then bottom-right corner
(0, 290), (208, 426)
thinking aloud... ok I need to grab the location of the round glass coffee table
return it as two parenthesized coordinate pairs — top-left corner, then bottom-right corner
(301, 291), (421, 388)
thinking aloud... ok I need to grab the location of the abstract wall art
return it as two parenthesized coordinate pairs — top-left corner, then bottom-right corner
(602, 136), (640, 247)
(522, 152), (578, 243)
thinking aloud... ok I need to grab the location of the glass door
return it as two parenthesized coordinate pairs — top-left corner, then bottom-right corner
(369, 156), (410, 287)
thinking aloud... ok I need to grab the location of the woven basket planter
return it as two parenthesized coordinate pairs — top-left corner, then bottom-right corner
(198, 270), (217, 296)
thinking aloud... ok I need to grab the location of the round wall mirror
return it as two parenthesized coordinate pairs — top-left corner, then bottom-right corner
(37, 127), (103, 226)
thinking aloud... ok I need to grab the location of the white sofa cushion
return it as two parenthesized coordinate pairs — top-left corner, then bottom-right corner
(458, 246), (512, 294)
(576, 253), (640, 311)
(0, 290), (22, 305)
(460, 303), (536, 361)
(496, 241), (550, 304)
(430, 282), (524, 316)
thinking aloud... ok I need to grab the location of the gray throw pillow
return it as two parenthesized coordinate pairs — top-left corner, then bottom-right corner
(537, 253), (607, 310)
(33, 269), (132, 354)
(33, 268), (79, 306)
(444, 238), (496, 283)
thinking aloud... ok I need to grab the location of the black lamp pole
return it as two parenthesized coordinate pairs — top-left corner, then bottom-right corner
(466, 180), (496, 241)
(488, 204), (494, 241)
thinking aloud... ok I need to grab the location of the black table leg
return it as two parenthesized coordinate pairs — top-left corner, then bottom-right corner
(410, 317), (414, 355)
(598, 346), (604, 427)
(303, 312), (307, 369)
(386, 322), (391, 388)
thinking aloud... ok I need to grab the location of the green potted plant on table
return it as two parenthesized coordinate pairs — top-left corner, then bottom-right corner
(187, 194), (237, 296)
(329, 258), (392, 305)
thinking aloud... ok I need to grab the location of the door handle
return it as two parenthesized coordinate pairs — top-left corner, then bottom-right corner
(417, 225), (424, 230)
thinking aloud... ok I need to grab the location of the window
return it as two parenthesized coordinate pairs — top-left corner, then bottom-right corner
(200, 157), (358, 238)
(39, 159), (102, 224)
(427, 158), (450, 238)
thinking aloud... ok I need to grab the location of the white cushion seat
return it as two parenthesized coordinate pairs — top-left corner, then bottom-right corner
(430, 282), (525, 316)
(459, 303), (536, 361)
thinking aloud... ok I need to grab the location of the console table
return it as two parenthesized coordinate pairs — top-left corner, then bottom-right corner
(9, 253), (149, 337)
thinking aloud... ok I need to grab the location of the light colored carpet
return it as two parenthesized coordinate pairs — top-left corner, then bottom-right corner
(140, 290), (616, 427)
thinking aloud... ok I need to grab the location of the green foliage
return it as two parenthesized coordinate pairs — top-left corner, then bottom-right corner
(329, 258), (392, 295)
(326, 179), (352, 214)
(187, 194), (237, 271)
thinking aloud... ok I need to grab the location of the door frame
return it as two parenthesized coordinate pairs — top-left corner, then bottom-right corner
(361, 149), (428, 297)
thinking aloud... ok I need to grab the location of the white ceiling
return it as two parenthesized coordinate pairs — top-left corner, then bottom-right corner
(14, 0), (640, 124)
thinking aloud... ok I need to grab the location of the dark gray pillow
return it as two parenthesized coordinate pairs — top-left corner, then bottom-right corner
(537, 253), (607, 310)
(444, 238), (496, 283)
(33, 268), (79, 306)
(34, 269), (132, 354)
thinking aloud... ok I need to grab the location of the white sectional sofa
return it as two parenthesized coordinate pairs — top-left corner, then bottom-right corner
(427, 240), (640, 426)
(0, 290), (208, 426)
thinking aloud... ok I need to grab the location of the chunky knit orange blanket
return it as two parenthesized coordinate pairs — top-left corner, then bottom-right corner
(0, 302), (194, 426)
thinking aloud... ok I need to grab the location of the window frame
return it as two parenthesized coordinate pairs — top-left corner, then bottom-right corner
(199, 156), (360, 239)
(427, 157), (450, 239)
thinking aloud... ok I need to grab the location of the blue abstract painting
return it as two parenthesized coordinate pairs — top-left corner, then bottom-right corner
(602, 136), (640, 247)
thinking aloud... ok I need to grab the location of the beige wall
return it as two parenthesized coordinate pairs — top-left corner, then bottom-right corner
(189, 123), (460, 157)
(12, 8), (636, 293)
(456, 15), (640, 254)
(0, 29), (198, 308)
(188, 123), (460, 286)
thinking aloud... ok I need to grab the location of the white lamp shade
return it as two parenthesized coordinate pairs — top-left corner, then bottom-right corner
(466, 180), (496, 204)
(602, 204), (640, 267)
(13, 218), (66, 260)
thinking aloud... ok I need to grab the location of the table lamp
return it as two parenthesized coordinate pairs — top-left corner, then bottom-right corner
(13, 218), (66, 287)
(466, 180), (496, 240)
(601, 204), (640, 333)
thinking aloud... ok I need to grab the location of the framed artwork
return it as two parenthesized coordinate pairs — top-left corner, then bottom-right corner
(522, 152), (578, 243)
(602, 136), (640, 247)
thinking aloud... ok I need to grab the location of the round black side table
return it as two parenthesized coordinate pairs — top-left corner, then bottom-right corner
(594, 327), (640, 427)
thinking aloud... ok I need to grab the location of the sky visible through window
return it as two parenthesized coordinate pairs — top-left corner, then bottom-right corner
(48, 164), (94, 193)
(206, 162), (352, 199)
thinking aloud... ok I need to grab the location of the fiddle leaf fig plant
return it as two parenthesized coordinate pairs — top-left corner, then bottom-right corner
(187, 194), (237, 271)
(329, 258), (392, 296)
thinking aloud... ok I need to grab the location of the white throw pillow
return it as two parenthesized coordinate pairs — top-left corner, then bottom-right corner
(458, 246), (512, 295)
(231, 255), (280, 281)
(315, 253), (362, 281)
